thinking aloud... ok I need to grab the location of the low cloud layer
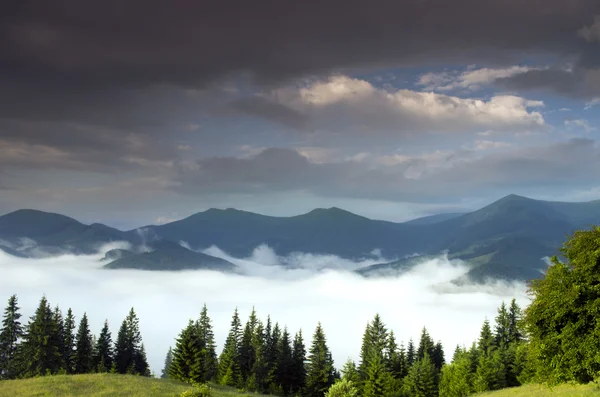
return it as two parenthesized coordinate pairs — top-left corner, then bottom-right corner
(0, 243), (528, 375)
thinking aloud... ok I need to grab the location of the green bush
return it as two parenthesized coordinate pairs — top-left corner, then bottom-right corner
(177, 383), (212, 397)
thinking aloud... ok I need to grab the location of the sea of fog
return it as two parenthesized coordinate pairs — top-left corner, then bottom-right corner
(0, 242), (529, 375)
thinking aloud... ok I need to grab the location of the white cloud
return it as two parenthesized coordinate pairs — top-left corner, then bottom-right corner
(0, 246), (528, 375)
(578, 15), (600, 43)
(273, 75), (545, 134)
(417, 66), (537, 91)
(565, 119), (596, 133)
(584, 98), (600, 110)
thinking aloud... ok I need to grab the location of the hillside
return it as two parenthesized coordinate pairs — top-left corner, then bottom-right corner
(103, 240), (237, 272)
(0, 373), (263, 397)
(474, 382), (598, 396)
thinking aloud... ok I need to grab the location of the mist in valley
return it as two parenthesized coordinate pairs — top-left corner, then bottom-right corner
(0, 241), (529, 376)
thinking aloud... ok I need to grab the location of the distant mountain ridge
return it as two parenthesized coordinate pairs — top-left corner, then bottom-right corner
(1, 194), (599, 281)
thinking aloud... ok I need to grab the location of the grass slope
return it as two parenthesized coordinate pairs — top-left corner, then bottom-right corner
(0, 373), (262, 397)
(475, 383), (598, 396)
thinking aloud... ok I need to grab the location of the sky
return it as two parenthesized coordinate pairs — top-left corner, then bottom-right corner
(1, 1), (600, 228)
(0, 243), (529, 375)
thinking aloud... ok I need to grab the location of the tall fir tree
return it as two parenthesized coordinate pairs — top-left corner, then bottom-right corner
(161, 346), (173, 379)
(507, 299), (523, 344)
(432, 342), (445, 371)
(63, 308), (76, 374)
(276, 327), (294, 395)
(239, 308), (257, 384)
(197, 304), (218, 382)
(404, 353), (438, 397)
(266, 321), (282, 392)
(341, 359), (360, 384)
(218, 307), (242, 387)
(169, 320), (197, 382)
(135, 343), (150, 377)
(494, 302), (511, 349)
(51, 306), (65, 371)
(417, 327), (435, 361)
(74, 313), (93, 374)
(305, 323), (335, 397)
(407, 338), (416, 368)
(478, 320), (495, 356)
(438, 352), (473, 397)
(249, 320), (268, 392)
(93, 320), (113, 373)
(290, 329), (307, 395)
(0, 294), (24, 379)
(20, 296), (63, 376)
(363, 352), (393, 397)
(114, 308), (143, 375)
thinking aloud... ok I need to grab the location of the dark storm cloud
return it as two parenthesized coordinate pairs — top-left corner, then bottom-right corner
(2, 0), (599, 90)
(173, 139), (600, 203)
(225, 97), (311, 130)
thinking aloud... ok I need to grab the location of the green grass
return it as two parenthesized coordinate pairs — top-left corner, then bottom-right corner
(475, 382), (599, 396)
(0, 373), (263, 397)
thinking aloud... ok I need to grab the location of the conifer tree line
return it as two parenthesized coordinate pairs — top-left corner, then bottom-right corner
(0, 294), (150, 379)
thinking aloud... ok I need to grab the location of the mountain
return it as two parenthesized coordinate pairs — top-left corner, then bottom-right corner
(0, 209), (136, 255)
(103, 240), (236, 271)
(403, 213), (465, 225)
(2, 194), (600, 281)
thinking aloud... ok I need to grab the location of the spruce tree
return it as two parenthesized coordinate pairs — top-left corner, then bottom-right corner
(74, 313), (93, 374)
(404, 353), (438, 397)
(0, 294), (24, 379)
(51, 306), (66, 371)
(266, 321), (282, 392)
(276, 327), (294, 394)
(197, 304), (218, 382)
(239, 308), (257, 384)
(507, 299), (523, 344)
(305, 323), (335, 397)
(438, 352), (473, 397)
(249, 320), (268, 392)
(407, 338), (416, 368)
(478, 319), (495, 355)
(161, 346), (173, 379)
(494, 302), (511, 348)
(341, 359), (360, 384)
(358, 314), (388, 382)
(114, 308), (143, 375)
(93, 320), (113, 373)
(63, 308), (76, 374)
(290, 329), (307, 395)
(363, 353), (393, 397)
(431, 342), (445, 371)
(218, 308), (242, 387)
(417, 327), (435, 361)
(170, 320), (196, 382)
(21, 296), (62, 376)
(135, 343), (150, 376)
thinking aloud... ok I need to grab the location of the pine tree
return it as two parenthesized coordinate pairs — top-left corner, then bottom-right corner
(170, 320), (196, 382)
(0, 294), (24, 379)
(363, 353), (393, 397)
(63, 308), (76, 374)
(218, 308), (242, 387)
(197, 304), (218, 382)
(161, 346), (173, 379)
(290, 329), (307, 395)
(305, 323), (335, 397)
(341, 359), (360, 384)
(478, 319), (495, 356)
(494, 302), (511, 349)
(21, 296), (63, 376)
(266, 321), (282, 392)
(404, 353), (438, 397)
(407, 338), (416, 368)
(325, 378), (359, 397)
(417, 327), (435, 361)
(276, 327), (294, 395)
(239, 308), (257, 384)
(114, 308), (143, 375)
(358, 314), (388, 382)
(51, 306), (65, 371)
(507, 299), (523, 344)
(74, 313), (93, 374)
(431, 342), (445, 371)
(135, 343), (150, 376)
(438, 352), (473, 397)
(249, 320), (268, 392)
(93, 320), (113, 373)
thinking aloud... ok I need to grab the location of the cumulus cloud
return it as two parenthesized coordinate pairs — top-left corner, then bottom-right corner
(0, 245), (528, 375)
(578, 15), (600, 42)
(259, 75), (545, 134)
